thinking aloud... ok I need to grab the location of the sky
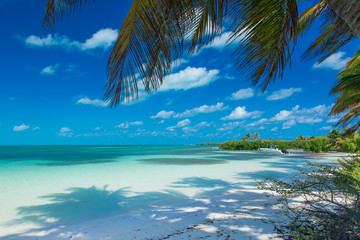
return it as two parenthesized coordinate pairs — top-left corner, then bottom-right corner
(0, 0), (359, 145)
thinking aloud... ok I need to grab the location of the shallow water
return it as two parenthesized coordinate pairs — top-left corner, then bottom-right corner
(0, 145), (341, 238)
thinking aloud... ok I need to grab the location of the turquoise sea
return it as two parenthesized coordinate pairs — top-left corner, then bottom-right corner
(0, 145), (341, 239)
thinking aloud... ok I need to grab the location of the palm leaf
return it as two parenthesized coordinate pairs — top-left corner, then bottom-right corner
(227, 0), (298, 92)
(330, 50), (360, 133)
(43, 0), (95, 28)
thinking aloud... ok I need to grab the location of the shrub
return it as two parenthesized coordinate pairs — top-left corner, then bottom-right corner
(256, 157), (360, 239)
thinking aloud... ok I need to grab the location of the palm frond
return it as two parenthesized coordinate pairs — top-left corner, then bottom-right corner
(227, 0), (298, 92)
(303, 19), (356, 63)
(297, 0), (326, 37)
(43, 0), (95, 28)
(188, 0), (228, 54)
(301, 4), (356, 63)
(330, 50), (360, 133)
(105, 0), (221, 106)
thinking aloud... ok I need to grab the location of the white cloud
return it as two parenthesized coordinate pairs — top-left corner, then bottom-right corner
(81, 29), (119, 51)
(222, 106), (263, 120)
(158, 67), (219, 92)
(245, 104), (331, 130)
(246, 118), (268, 127)
(266, 88), (302, 101)
(217, 121), (244, 131)
(313, 52), (351, 70)
(320, 126), (333, 131)
(166, 119), (191, 131)
(58, 127), (73, 137)
(94, 127), (102, 131)
(24, 28), (118, 52)
(271, 127), (278, 132)
(41, 64), (60, 75)
(204, 32), (233, 49)
(76, 96), (109, 107)
(176, 119), (191, 128)
(174, 102), (227, 118)
(270, 104), (329, 129)
(229, 88), (254, 100)
(171, 58), (188, 69)
(115, 121), (143, 129)
(32, 127), (40, 131)
(326, 117), (340, 123)
(282, 119), (296, 129)
(151, 110), (175, 119)
(158, 120), (165, 124)
(195, 122), (212, 128)
(13, 124), (30, 132)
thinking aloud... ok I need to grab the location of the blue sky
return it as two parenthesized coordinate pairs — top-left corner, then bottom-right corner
(0, 0), (359, 145)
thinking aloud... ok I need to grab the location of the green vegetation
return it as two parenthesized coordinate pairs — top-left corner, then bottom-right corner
(219, 130), (360, 153)
(195, 143), (220, 146)
(257, 156), (360, 239)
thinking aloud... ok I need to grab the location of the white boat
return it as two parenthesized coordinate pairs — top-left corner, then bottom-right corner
(259, 145), (283, 154)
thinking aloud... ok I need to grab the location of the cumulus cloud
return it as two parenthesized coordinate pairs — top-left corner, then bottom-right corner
(13, 124), (30, 132)
(41, 64), (60, 75)
(204, 31), (233, 49)
(313, 52), (351, 70)
(221, 106), (263, 120)
(272, 105), (330, 129)
(217, 121), (244, 131)
(326, 117), (340, 123)
(151, 110), (175, 119)
(245, 104), (331, 130)
(229, 88), (254, 100)
(174, 102), (227, 118)
(24, 28), (118, 52)
(266, 88), (302, 101)
(115, 121), (143, 129)
(166, 119), (191, 131)
(58, 127), (73, 137)
(76, 96), (109, 107)
(158, 67), (219, 92)
(271, 127), (278, 132)
(282, 119), (297, 129)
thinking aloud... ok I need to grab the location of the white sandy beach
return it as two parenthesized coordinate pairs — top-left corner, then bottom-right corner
(5, 186), (283, 240)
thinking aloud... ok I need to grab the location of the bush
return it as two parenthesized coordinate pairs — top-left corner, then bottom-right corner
(256, 157), (360, 239)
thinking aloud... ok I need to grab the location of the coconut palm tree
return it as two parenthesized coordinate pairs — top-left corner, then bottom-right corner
(245, 133), (251, 141)
(253, 132), (260, 140)
(42, 0), (360, 128)
(329, 49), (360, 134)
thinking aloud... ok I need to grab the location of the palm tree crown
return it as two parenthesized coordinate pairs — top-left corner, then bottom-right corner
(42, 0), (360, 132)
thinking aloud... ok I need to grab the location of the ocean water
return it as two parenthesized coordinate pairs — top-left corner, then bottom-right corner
(0, 145), (341, 238)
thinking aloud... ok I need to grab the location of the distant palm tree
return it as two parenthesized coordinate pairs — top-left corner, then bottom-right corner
(296, 135), (306, 140)
(253, 132), (260, 140)
(42, 0), (360, 129)
(245, 133), (251, 141)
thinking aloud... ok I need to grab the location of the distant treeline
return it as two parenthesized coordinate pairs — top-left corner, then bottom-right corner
(196, 143), (220, 146)
(219, 130), (360, 153)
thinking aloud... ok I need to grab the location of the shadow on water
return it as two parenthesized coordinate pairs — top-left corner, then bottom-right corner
(172, 177), (232, 189)
(137, 158), (227, 165)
